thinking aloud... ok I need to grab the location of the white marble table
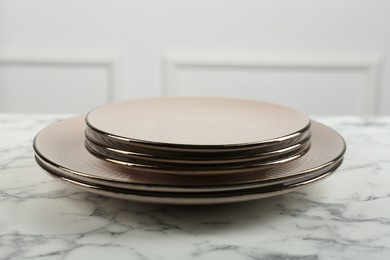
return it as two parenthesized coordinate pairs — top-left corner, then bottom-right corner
(0, 114), (389, 260)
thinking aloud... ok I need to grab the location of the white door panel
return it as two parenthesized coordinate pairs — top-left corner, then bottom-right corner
(0, 63), (109, 113)
(163, 53), (381, 115)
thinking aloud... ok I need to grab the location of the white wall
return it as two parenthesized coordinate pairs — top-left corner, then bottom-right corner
(0, 0), (389, 115)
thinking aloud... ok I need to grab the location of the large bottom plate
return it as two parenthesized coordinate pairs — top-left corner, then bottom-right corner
(33, 116), (346, 191)
(36, 153), (343, 193)
(39, 159), (342, 205)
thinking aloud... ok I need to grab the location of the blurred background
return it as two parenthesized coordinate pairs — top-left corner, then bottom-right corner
(0, 0), (389, 115)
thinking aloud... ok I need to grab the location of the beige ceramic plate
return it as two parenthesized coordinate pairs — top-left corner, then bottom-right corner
(84, 137), (311, 174)
(85, 127), (312, 164)
(85, 125), (311, 153)
(86, 97), (311, 149)
(36, 153), (342, 193)
(33, 116), (346, 188)
(39, 163), (340, 205)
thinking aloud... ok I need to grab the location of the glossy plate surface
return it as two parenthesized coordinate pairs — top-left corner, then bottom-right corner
(86, 97), (311, 148)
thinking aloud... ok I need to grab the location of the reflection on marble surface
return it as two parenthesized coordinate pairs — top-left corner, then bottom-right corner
(0, 114), (389, 259)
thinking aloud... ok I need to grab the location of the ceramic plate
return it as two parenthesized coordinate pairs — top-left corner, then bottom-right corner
(36, 153), (342, 193)
(86, 97), (311, 149)
(85, 125), (311, 153)
(33, 116), (346, 188)
(85, 127), (312, 164)
(40, 163), (340, 205)
(84, 137), (311, 174)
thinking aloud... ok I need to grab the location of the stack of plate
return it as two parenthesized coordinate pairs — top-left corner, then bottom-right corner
(34, 97), (346, 205)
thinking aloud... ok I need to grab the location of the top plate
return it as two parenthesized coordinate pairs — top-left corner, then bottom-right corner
(86, 97), (310, 148)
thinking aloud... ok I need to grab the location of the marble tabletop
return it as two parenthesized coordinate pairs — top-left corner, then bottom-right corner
(0, 114), (389, 260)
